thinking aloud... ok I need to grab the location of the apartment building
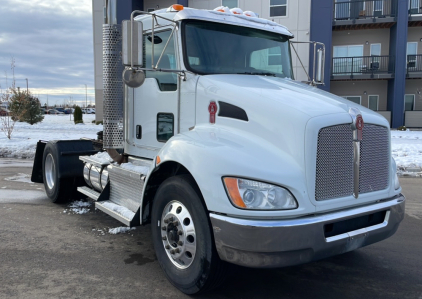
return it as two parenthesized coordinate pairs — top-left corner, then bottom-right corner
(314, 0), (422, 127)
(92, 0), (422, 127)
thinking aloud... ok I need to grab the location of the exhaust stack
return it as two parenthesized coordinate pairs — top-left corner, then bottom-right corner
(102, 0), (124, 150)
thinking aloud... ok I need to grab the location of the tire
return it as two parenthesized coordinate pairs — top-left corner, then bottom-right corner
(151, 175), (229, 294)
(42, 143), (74, 203)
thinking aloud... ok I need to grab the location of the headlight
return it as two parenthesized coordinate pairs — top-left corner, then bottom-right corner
(223, 177), (298, 210)
(394, 173), (400, 190)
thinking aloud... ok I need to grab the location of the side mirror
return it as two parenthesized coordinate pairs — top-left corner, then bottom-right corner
(122, 20), (143, 67)
(315, 48), (325, 83)
(122, 68), (145, 88)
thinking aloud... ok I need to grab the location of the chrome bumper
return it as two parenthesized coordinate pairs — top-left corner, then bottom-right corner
(210, 194), (405, 268)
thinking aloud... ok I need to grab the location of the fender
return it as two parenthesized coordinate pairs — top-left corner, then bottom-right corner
(151, 124), (316, 218)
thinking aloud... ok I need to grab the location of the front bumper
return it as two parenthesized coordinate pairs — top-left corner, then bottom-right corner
(210, 194), (405, 268)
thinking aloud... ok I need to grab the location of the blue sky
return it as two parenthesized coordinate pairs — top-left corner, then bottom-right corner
(0, 0), (95, 107)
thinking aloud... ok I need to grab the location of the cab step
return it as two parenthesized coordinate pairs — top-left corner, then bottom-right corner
(95, 200), (140, 227)
(77, 186), (100, 201)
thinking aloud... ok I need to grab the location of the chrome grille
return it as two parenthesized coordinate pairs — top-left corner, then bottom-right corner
(315, 124), (389, 201)
(315, 125), (354, 201)
(359, 125), (390, 194)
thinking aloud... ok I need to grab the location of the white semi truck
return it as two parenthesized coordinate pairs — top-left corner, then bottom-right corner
(31, 5), (405, 294)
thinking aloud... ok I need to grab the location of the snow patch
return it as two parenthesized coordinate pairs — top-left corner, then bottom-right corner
(119, 162), (150, 175)
(108, 226), (136, 234)
(89, 151), (113, 164)
(66, 200), (92, 214)
(101, 201), (135, 219)
(4, 173), (32, 183)
(0, 114), (101, 159)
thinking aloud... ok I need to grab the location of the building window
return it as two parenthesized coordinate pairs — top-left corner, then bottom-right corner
(157, 113), (174, 142)
(404, 95), (415, 111)
(333, 45), (364, 74)
(222, 0), (238, 8)
(368, 95), (379, 111)
(270, 0), (287, 17)
(343, 96), (361, 105)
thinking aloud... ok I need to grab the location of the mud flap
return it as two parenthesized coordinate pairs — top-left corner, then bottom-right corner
(31, 141), (47, 183)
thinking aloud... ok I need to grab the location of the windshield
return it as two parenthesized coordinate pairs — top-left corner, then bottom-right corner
(183, 20), (293, 79)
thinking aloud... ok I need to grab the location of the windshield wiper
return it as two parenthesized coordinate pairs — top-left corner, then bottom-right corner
(238, 72), (277, 77)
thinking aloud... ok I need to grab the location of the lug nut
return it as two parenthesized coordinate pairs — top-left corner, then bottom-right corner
(165, 245), (170, 250)
(178, 230), (183, 235)
(164, 219), (169, 224)
(162, 226), (167, 231)
(175, 248), (180, 253)
(170, 249), (175, 255)
(168, 217), (174, 222)
(178, 241), (183, 246)
(173, 221), (179, 226)
(162, 236), (167, 241)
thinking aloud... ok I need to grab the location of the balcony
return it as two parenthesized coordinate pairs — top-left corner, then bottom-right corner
(409, 0), (422, 24)
(333, 0), (397, 30)
(331, 55), (394, 80)
(407, 54), (422, 78)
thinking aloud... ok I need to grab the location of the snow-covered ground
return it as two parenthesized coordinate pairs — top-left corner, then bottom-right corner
(0, 115), (421, 175)
(0, 114), (102, 159)
(391, 130), (422, 176)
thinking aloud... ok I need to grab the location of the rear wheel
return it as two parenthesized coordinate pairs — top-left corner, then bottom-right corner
(42, 143), (74, 203)
(151, 175), (229, 294)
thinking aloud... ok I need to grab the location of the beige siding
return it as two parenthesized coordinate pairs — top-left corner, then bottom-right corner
(330, 80), (389, 111)
(407, 27), (422, 55)
(405, 79), (422, 110)
(332, 29), (391, 56)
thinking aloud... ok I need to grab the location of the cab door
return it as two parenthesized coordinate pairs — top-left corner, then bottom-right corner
(129, 29), (179, 159)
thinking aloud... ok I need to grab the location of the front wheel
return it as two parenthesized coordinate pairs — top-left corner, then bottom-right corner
(151, 175), (229, 294)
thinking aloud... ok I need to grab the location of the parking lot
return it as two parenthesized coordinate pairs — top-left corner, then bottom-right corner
(0, 159), (421, 299)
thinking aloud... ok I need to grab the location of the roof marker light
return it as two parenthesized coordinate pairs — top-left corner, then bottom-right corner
(230, 8), (243, 15)
(214, 6), (231, 13)
(172, 4), (184, 11)
(243, 11), (258, 17)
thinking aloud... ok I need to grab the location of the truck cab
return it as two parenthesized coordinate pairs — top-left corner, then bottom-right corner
(32, 5), (405, 295)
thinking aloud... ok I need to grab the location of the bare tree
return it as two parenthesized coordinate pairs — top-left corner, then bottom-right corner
(0, 58), (19, 139)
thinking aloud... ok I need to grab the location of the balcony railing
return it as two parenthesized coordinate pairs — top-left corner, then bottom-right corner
(407, 54), (422, 73)
(332, 56), (394, 75)
(333, 0), (397, 21)
(409, 0), (422, 15)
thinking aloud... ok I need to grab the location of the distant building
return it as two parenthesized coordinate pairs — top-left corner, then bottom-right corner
(92, 0), (422, 127)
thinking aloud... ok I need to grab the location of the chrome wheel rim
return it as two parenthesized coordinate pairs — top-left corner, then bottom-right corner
(161, 201), (196, 269)
(45, 153), (56, 190)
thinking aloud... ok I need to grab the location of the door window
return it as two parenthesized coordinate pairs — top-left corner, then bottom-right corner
(157, 113), (174, 142)
(404, 95), (415, 111)
(144, 30), (178, 91)
(344, 96), (361, 105)
(222, 0), (238, 8)
(368, 95), (379, 111)
(335, 0), (350, 19)
(333, 45), (364, 73)
(374, 0), (383, 16)
(407, 42), (418, 70)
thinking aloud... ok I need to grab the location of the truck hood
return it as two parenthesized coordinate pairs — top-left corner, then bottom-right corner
(198, 74), (384, 118)
(195, 74), (389, 188)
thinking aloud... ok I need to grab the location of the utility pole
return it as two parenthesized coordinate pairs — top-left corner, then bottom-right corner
(84, 84), (87, 108)
(25, 78), (28, 95)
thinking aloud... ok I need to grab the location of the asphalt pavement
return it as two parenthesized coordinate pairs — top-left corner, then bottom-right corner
(0, 158), (421, 299)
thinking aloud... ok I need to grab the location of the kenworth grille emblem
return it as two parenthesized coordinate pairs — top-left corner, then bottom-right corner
(349, 107), (364, 198)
